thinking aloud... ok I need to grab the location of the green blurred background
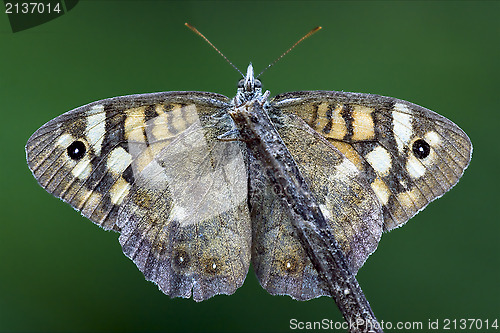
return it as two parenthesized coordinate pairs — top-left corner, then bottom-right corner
(1, 1), (498, 332)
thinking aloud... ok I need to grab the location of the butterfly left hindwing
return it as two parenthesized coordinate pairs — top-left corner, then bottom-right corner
(26, 92), (252, 301)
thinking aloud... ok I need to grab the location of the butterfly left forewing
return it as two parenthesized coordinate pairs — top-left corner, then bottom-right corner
(272, 91), (472, 231)
(26, 92), (252, 301)
(26, 92), (227, 229)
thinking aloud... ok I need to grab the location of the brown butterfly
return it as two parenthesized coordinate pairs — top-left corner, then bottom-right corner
(26, 28), (472, 303)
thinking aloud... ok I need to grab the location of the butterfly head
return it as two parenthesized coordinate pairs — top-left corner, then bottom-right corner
(234, 64), (263, 106)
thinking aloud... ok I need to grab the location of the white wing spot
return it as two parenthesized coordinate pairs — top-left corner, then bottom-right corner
(406, 155), (426, 179)
(366, 146), (392, 176)
(107, 147), (132, 175)
(56, 133), (75, 148)
(425, 131), (441, 146)
(370, 177), (390, 205)
(392, 103), (413, 153)
(86, 105), (106, 156)
(71, 157), (92, 179)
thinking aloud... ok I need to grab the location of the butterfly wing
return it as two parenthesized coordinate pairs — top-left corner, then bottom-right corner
(272, 91), (472, 231)
(26, 92), (251, 301)
(249, 110), (384, 300)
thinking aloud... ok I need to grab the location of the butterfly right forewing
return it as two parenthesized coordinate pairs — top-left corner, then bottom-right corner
(272, 91), (472, 231)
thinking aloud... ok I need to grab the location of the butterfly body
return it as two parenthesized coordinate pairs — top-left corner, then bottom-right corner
(26, 64), (472, 302)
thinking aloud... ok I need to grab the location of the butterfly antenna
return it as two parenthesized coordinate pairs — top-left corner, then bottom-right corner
(257, 26), (322, 78)
(185, 23), (244, 77)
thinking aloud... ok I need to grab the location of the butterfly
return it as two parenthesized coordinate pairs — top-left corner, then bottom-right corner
(26, 58), (472, 302)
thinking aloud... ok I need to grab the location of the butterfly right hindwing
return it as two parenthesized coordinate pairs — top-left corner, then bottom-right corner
(248, 106), (384, 300)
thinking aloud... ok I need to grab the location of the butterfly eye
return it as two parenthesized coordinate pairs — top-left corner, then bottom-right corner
(412, 139), (431, 159)
(255, 79), (262, 88)
(237, 79), (244, 88)
(67, 140), (87, 160)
